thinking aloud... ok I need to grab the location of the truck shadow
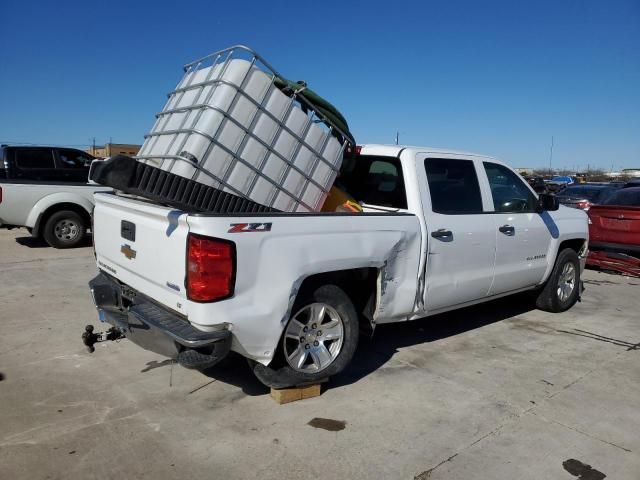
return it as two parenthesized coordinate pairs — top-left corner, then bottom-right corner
(15, 236), (50, 248)
(15, 234), (93, 248)
(331, 293), (537, 390)
(200, 293), (536, 396)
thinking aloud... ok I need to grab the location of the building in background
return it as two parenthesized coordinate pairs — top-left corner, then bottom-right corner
(87, 143), (141, 158)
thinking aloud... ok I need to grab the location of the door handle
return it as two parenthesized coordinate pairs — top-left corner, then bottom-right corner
(431, 229), (453, 239)
(499, 224), (515, 235)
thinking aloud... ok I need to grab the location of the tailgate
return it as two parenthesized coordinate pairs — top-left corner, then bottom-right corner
(93, 193), (190, 315)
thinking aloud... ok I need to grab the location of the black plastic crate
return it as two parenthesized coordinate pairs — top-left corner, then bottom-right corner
(90, 155), (277, 214)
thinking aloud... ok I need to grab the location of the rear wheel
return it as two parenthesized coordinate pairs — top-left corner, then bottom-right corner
(43, 210), (87, 249)
(250, 284), (359, 388)
(535, 248), (581, 312)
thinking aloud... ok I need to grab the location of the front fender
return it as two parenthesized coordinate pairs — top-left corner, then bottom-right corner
(540, 208), (589, 284)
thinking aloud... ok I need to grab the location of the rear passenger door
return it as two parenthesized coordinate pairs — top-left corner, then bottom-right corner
(420, 156), (496, 312)
(481, 162), (552, 294)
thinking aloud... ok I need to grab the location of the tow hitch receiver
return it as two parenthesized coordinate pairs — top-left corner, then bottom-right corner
(82, 324), (124, 353)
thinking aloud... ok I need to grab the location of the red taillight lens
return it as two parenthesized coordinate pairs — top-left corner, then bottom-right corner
(187, 234), (236, 302)
(344, 145), (362, 157)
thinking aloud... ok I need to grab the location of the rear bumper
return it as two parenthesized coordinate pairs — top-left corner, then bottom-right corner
(89, 272), (231, 368)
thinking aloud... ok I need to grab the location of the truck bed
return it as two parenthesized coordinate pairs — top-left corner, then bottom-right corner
(92, 192), (422, 363)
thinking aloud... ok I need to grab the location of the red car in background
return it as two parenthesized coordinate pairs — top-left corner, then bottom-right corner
(587, 187), (640, 276)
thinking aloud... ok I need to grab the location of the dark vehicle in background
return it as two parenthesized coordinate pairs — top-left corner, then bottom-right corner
(588, 187), (640, 254)
(556, 184), (620, 211)
(0, 145), (111, 248)
(623, 179), (640, 189)
(526, 176), (547, 194)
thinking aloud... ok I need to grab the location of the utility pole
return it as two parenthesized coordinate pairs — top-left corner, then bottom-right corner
(92, 137), (95, 155)
(548, 136), (554, 175)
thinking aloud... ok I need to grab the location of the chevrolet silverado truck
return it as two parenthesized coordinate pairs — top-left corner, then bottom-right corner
(88, 145), (589, 387)
(0, 145), (111, 248)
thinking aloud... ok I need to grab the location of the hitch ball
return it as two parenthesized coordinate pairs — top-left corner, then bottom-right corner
(82, 325), (98, 353)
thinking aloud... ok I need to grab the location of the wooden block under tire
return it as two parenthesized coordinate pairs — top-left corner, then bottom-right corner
(270, 384), (321, 404)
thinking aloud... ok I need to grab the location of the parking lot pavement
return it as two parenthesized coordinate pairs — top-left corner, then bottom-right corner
(0, 228), (638, 480)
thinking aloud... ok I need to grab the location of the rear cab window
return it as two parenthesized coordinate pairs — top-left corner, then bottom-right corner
(338, 155), (407, 209)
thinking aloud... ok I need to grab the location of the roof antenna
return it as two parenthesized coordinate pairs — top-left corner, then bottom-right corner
(395, 131), (399, 145)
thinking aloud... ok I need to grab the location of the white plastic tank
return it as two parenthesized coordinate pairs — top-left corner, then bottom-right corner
(137, 58), (345, 212)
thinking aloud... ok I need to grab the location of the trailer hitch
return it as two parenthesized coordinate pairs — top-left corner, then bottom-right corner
(82, 324), (124, 353)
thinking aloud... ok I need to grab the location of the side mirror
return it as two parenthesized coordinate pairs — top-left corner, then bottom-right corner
(536, 193), (559, 212)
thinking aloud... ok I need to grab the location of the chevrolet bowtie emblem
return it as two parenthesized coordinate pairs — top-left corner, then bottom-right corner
(121, 244), (137, 260)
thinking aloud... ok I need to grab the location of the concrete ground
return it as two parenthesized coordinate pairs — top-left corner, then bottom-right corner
(0, 228), (638, 480)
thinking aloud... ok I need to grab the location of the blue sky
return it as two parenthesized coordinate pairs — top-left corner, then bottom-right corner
(1, 0), (638, 170)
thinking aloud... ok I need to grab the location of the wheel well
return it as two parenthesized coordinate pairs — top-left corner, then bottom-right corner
(34, 203), (91, 237)
(297, 268), (378, 335)
(558, 238), (587, 256)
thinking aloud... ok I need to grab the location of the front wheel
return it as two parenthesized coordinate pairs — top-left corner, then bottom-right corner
(535, 248), (581, 312)
(250, 284), (359, 388)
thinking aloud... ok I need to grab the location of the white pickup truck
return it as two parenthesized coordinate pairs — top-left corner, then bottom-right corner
(88, 145), (588, 387)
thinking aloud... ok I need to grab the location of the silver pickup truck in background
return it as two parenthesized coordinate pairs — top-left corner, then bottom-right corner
(0, 145), (111, 248)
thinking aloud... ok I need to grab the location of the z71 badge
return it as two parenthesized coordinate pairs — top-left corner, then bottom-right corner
(228, 222), (272, 233)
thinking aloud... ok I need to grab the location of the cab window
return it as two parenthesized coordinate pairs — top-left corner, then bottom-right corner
(424, 158), (483, 214)
(484, 162), (537, 213)
(15, 149), (55, 169)
(57, 149), (94, 169)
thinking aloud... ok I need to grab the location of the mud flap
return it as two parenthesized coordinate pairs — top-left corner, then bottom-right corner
(248, 360), (329, 389)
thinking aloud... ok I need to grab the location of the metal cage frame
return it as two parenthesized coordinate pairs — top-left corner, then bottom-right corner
(136, 45), (353, 212)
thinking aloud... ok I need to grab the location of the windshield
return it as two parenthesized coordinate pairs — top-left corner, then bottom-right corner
(558, 186), (608, 201)
(603, 189), (640, 206)
(552, 176), (572, 182)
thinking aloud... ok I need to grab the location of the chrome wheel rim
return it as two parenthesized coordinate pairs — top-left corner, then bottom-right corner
(283, 303), (344, 373)
(54, 219), (80, 242)
(557, 262), (576, 302)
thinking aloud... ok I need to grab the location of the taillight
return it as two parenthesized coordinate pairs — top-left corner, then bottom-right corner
(344, 145), (362, 157)
(187, 234), (235, 302)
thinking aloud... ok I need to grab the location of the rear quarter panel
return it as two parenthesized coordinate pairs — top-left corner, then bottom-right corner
(186, 213), (421, 363)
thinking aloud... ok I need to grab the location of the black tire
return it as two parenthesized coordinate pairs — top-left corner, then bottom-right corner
(250, 284), (359, 388)
(535, 248), (581, 312)
(42, 210), (87, 249)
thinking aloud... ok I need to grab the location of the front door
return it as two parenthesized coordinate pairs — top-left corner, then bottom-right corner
(482, 161), (552, 294)
(421, 157), (496, 312)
